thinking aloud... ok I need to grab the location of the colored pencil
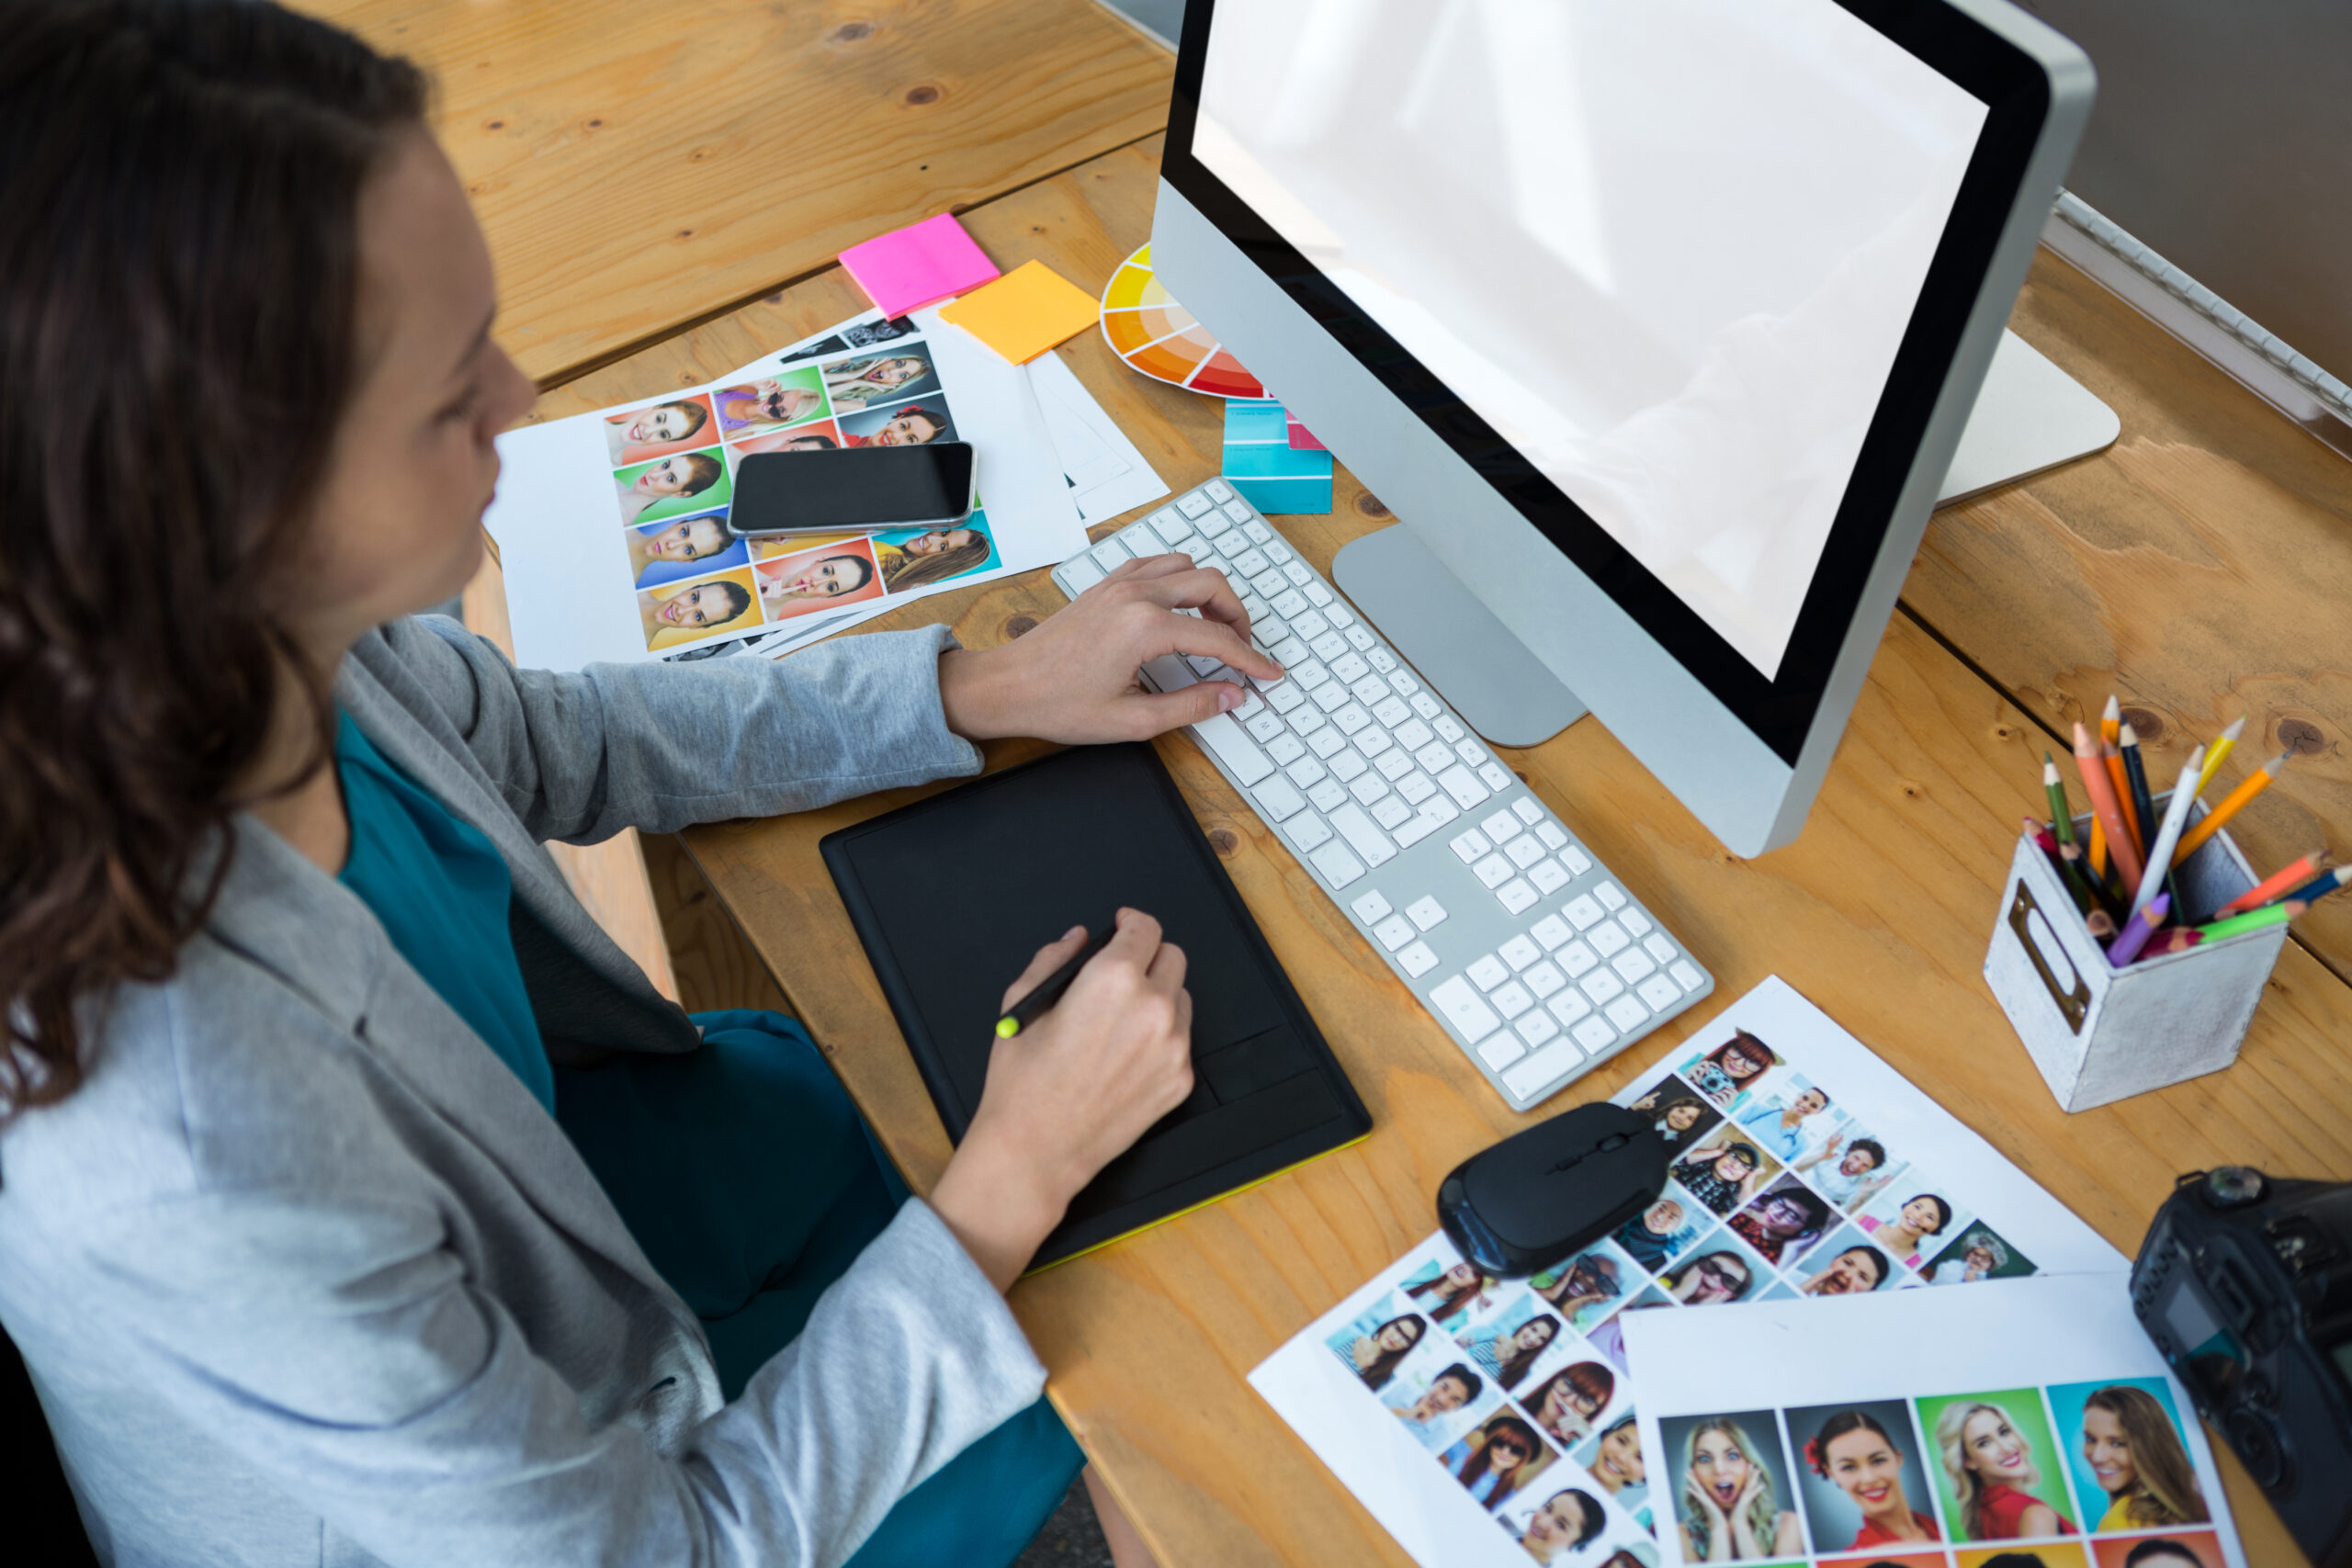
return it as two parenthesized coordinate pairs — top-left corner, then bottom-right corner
(2197, 716), (2245, 795)
(2108, 892), (2170, 967)
(2087, 811), (2109, 880)
(2103, 743), (2142, 852)
(2131, 747), (2205, 922)
(2140, 928), (2201, 957)
(2059, 840), (2119, 920)
(2275, 865), (2351, 908)
(2084, 908), (2116, 941)
(2193, 900), (2302, 941)
(2041, 755), (2075, 846)
(2071, 723), (2144, 890)
(2213, 852), (2324, 918)
(2119, 722), (2158, 860)
(2172, 750), (2291, 866)
(2100, 694), (2120, 747)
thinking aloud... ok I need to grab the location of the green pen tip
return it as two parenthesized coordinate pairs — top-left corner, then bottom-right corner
(995, 1017), (1019, 1038)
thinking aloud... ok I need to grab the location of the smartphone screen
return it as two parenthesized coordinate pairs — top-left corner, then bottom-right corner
(730, 444), (976, 535)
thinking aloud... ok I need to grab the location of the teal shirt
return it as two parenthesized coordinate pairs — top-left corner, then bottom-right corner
(334, 713), (556, 1113)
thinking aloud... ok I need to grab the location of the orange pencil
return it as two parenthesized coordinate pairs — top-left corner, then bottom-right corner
(2173, 750), (2291, 866)
(2214, 851), (2324, 918)
(2099, 694), (2121, 747)
(2072, 722), (2143, 890)
(2088, 813), (2110, 880)
(2103, 743), (2142, 852)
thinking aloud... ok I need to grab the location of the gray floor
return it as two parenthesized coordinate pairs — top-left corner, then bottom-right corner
(1014, 1480), (1117, 1568)
(1095, 0), (1184, 49)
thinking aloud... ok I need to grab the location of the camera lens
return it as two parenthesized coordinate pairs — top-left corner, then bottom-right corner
(2204, 1167), (2267, 1207)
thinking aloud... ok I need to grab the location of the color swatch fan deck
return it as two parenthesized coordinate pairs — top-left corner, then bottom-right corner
(1099, 244), (1267, 398)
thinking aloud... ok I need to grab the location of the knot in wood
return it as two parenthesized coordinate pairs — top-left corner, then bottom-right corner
(1209, 828), (1239, 857)
(831, 22), (873, 41)
(2278, 716), (2327, 756)
(1002, 614), (1039, 639)
(1356, 492), (1391, 517)
(2120, 706), (2164, 740)
(904, 84), (941, 105)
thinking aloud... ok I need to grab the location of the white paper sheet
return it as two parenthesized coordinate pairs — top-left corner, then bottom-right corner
(1025, 351), (1170, 525)
(1624, 1275), (2244, 1568)
(1249, 977), (2125, 1568)
(485, 306), (1088, 671)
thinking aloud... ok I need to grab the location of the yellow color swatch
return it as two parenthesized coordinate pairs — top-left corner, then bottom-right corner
(937, 260), (1101, 364)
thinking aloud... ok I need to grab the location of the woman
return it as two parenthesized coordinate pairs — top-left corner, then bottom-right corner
(1589, 1415), (1647, 1510)
(1805, 1410), (1939, 1549)
(605, 398), (710, 462)
(1334, 1314), (1425, 1392)
(1793, 1133), (1896, 1211)
(846, 404), (948, 446)
(1659, 1250), (1754, 1305)
(1442, 1414), (1546, 1511)
(615, 449), (723, 525)
(1391, 1364), (1486, 1449)
(2079, 1385), (2209, 1529)
(1405, 1260), (1498, 1328)
(1800, 1244), (1892, 1296)
(1685, 1032), (1777, 1105)
(1533, 1252), (1622, 1325)
(878, 530), (991, 592)
(1516, 1487), (1607, 1563)
(1470, 1313), (1561, 1392)
(639, 576), (754, 646)
(1935, 1403), (2077, 1540)
(1525, 1361), (1616, 1448)
(0, 6), (1281, 1565)
(1734, 1084), (1832, 1162)
(717, 377), (823, 432)
(824, 353), (932, 406)
(1924, 1230), (2008, 1286)
(1729, 1186), (1831, 1266)
(628, 513), (741, 586)
(760, 552), (876, 617)
(1679, 1417), (1804, 1561)
(1859, 1192), (1954, 1266)
(1643, 1093), (1717, 1146)
(1671, 1139), (1767, 1215)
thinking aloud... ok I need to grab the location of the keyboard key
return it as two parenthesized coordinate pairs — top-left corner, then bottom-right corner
(1644, 932), (1677, 964)
(1581, 969), (1625, 1006)
(1531, 914), (1574, 950)
(1413, 796), (1462, 833)
(1242, 519), (1272, 544)
(1481, 809), (1522, 844)
(1262, 680), (1306, 714)
(1272, 588), (1310, 619)
(1558, 941), (1600, 978)
(1283, 756), (1323, 788)
(1246, 712), (1285, 743)
(1671, 960), (1704, 992)
(1328, 803), (1396, 868)
(1515, 1010), (1560, 1049)
(1393, 810), (1444, 848)
(1091, 537), (1133, 571)
(1479, 761), (1513, 792)
(1397, 941), (1440, 978)
(1220, 499), (1251, 524)
(1385, 667), (1414, 692)
(1320, 597), (1351, 623)
(1490, 981), (1533, 1020)
(1451, 828), (1492, 863)
(1351, 890), (1394, 924)
(1604, 994), (1650, 1032)
(1548, 990), (1593, 1027)
(1313, 682), (1351, 714)
(1502, 1040), (1585, 1101)
(1561, 844), (1594, 875)
(1396, 771), (1437, 804)
(1410, 692), (1442, 719)
(1371, 795), (1411, 829)
(1269, 735), (1307, 769)
(1523, 960), (1566, 998)
(1231, 549), (1271, 580)
(1253, 776), (1307, 821)
(1346, 626), (1375, 651)
(1234, 691), (1265, 721)
(1359, 680), (1398, 712)
(1293, 658), (1331, 691)
(1637, 974), (1684, 1010)
(1330, 652), (1371, 685)
(1348, 773), (1389, 807)
(1564, 895), (1605, 930)
(1496, 879), (1538, 915)
(1293, 566), (1321, 592)
(1177, 491), (1213, 518)
(1307, 777), (1349, 812)
(1571, 1015), (1617, 1053)
(1466, 953), (1510, 990)
(1512, 798), (1544, 826)
(1204, 479), (1234, 503)
(1308, 839), (1365, 887)
(1618, 908), (1655, 938)
(1433, 716), (1465, 743)
(1118, 524), (1166, 557)
(1204, 528), (1243, 558)
(1061, 556), (1106, 592)
(1536, 821), (1569, 851)
(1288, 813), (1331, 852)
(1498, 934), (1543, 970)
(1429, 976), (1501, 1043)
(1368, 648), (1396, 673)
(1612, 949), (1657, 984)
(1289, 608), (1330, 641)
(1306, 727), (1346, 760)
(1329, 749), (1368, 783)
(1266, 636), (1310, 669)
(1506, 836), (1545, 869)
(1373, 914), (1415, 951)
(1589, 921), (1631, 958)
(1374, 748), (1415, 781)
(1472, 853), (1514, 889)
(1406, 896), (1447, 931)
(1193, 713), (1273, 786)
(1394, 719), (1434, 752)
(1438, 765), (1490, 810)
(1292, 706), (1329, 738)
(1594, 881), (1629, 910)
(1478, 1034), (1527, 1071)
(1147, 506), (1186, 537)
(1354, 726), (1391, 757)
(1455, 738), (1489, 767)
(1529, 859), (1571, 895)
(1416, 740), (1455, 774)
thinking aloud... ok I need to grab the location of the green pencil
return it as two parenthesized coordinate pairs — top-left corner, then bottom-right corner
(2194, 900), (2305, 941)
(2041, 753), (2075, 846)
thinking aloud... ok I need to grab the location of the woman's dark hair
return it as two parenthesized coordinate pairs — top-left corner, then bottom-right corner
(1492, 1313), (1559, 1389)
(1407, 1269), (1488, 1323)
(676, 450), (722, 495)
(707, 580), (752, 624)
(1430, 1362), (1484, 1404)
(1456, 1413), (1540, 1495)
(883, 535), (990, 591)
(2122, 1541), (2204, 1568)
(820, 553), (876, 592)
(1905, 1193), (1955, 1234)
(1806, 1408), (1900, 1477)
(1353, 1314), (1423, 1392)
(0, 0), (426, 1110)
(1705, 1031), (1776, 1079)
(1529, 1361), (1615, 1429)
(787, 433), (837, 449)
(1847, 1137), (1887, 1168)
(1543, 1488), (1607, 1549)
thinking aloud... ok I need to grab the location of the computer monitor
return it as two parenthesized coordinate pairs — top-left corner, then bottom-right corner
(1154, 0), (2094, 856)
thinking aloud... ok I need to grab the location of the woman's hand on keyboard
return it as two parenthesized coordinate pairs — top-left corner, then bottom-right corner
(928, 908), (1196, 1290)
(938, 553), (1283, 743)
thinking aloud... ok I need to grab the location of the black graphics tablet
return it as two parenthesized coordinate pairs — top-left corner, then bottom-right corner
(821, 741), (1372, 1266)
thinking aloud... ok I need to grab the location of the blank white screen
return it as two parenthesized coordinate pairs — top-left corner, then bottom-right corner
(1195, 0), (1988, 679)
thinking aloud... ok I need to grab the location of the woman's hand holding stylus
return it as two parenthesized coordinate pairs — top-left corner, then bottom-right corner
(928, 909), (1196, 1292)
(936, 553), (1283, 744)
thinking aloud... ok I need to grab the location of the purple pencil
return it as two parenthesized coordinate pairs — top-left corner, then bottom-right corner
(2107, 891), (2171, 967)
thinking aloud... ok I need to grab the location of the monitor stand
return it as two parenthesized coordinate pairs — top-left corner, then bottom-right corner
(1332, 328), (2120, 750)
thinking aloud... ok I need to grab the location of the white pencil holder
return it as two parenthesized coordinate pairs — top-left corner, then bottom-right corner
(1982, 795), (2289, 1113)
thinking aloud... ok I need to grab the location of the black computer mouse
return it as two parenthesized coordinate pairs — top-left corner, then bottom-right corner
(1436, 1102), (1668, 1279)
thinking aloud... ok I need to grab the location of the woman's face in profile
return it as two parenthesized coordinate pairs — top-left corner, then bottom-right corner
(623, 405), (695, 444)
(654, 583), (738, 627)
(903, 526), (979, 556)
(864, 355), (923, 385)
(645, 517), (728, 561)
(779, 558), (865, 598)
(633, 456), (695, 495)
(871, 412), (941, 445)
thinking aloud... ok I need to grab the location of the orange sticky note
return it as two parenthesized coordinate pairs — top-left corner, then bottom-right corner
(936, 260), (1099, 364)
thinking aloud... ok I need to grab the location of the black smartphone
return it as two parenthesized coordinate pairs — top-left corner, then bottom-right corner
(729, 443), (977, 537)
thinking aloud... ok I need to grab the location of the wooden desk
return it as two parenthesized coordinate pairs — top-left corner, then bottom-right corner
(518, 132), (2352, 1564)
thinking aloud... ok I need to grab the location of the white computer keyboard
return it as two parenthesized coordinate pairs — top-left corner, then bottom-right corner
(1051, 479), (1713, 1111)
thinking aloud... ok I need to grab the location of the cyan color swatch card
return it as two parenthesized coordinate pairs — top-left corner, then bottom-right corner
(1223, 398), (1332, 514)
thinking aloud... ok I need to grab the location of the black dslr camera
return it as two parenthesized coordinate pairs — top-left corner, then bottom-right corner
(2131, 1168), (2352, 1568)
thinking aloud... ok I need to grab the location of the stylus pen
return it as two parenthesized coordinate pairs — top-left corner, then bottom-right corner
(995, 928), (1114, 1038)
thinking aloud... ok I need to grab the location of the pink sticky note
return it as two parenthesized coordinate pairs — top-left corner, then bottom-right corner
(837, 213), (1001, 320)
(1286, 412), (1326, 450)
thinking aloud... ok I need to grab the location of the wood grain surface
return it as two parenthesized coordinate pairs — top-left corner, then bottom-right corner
(298, 0), (1173, 386)
(518, 138), (2346, 1565)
